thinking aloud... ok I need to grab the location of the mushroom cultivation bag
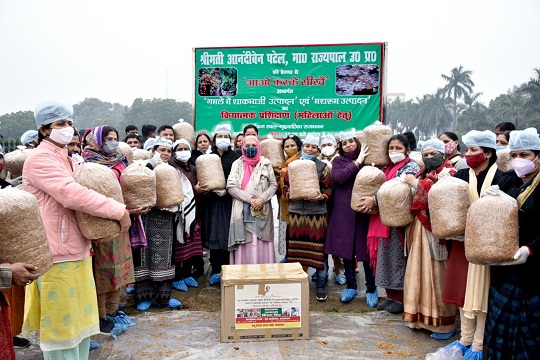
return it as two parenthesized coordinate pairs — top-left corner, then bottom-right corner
(154, 163), (184, 209)
(261, 138), (285, 168)
(173, 119), (196, 150)
(120, 162), (157, 213)
(287, 160), (319, 201)
(350, 166), (386, 212)
(196, 154), (226, 191)
(429, 175), (470, 238)
(363, 124), (392, 167)
(377, 178), (414, 227)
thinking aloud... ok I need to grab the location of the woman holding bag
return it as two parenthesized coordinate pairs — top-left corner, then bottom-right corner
(227, 135), (277, 264)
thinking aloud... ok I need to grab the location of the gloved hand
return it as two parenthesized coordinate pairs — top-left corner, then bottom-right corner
(482, 185), (500, 197)
(499, 246), (531, 266)
(6, 175), (22, 187)
(438, 167), (452, 179)
(148, 153), (163, 168)
(356, 144), (370, 164)
(163, 205), (180, 212)
(71, 153), (84, 165)
(213, 189), (227, 197)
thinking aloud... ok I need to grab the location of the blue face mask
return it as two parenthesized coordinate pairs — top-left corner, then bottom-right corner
(245, 147), (258, 158)
(301, 150), (317, 160)
(496, 145), (507, 151)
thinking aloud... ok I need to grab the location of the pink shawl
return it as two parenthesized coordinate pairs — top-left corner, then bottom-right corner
(241, 136), (261, 190)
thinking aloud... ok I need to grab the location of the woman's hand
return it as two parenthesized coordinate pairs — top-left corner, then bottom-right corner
(10, 263), (38, 286)
(359, 196), (375, 213)
(250, 197), (265, 210)
(404, 174), (418, 188)
(310, 192), (326, 202)
(196, 183), (210, 194)
(119, 210), (131, 233)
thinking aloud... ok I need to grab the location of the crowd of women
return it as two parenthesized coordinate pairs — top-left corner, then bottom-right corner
(0, 100), (538, 359)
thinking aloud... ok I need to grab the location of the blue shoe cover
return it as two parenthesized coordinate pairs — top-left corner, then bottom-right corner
(335, 274), (346, 285)
(89, 340), (101, 351)
(279, 257), (287, 263)
(464, 349), (483, 360)
(126, 285), (135, 294)
(209, 273), (221, 285)
(168, 298), (183, 308)
(340, 288), (359, 302)
(444, 340), (469, 356)
(311, 273), (317, 282)
(184, 277), (199, 288)
(430, 329), (457, 340)
(107, 310), (135, 327)
(172, 280), (188, 292)
(110, 323), (128, 340)
(366, 287), (379, 308)
(136, 301), (152, 311)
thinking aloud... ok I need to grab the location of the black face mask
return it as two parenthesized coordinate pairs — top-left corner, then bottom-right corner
(423, 153), (445, 171)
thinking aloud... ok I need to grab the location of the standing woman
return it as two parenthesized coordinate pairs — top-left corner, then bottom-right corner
(324, 131), (375, 305)
(191, 133), (212, 163)
(275, 135), (302, 259)
(402, 138), (457, 339)
(439, 132), (468, 170)
(169, 139), (204, 291)
(203, 124), (240, 284)
(22, 101), (130, 358)
(442, 130), (501, 358)
(283, 134), (332, 301)
(227, 135), (277, 264)
(133, 138), (182, 311)
(360, 134), (420, 314)
(485, 128), (540, 359)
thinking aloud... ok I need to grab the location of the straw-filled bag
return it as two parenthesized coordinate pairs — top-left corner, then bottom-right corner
(377, 178), (414, 227)
(154, 163), (184, 209)
(465, 188), (519, 265)
(133, 149), (152, 161)
(261, 138), (285, 168)
(74, 162), (123, 240)
(363, 124), (392, 167)
(428, 175), (470, 238)
(120, 162), (157, 213)
(117, 142), (133, 165)
(173, 119), (196, 150)
(195, 154), (226, 191)
(350, 166), (386, 211)
(287, 160), (319, 200)
(0, 188), (53, 276)
(496, 149), (512, 172)
(4, 147), (31, 178)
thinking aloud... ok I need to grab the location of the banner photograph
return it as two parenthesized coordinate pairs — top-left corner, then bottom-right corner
(194, 43), (386, 138)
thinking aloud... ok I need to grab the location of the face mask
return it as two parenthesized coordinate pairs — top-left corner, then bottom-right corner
(49, 126), (74, 145)
(465, 152), (487, 169)
(444, 142), (457, 155)
(423, 153), (445, 171)
(103, 140), (118, 155)
(68, 151), (80, 157)
(301, 150), (316, 161)
(321, 146), (335, 157)
(285, 148), (298, 158)
(244, 147), (258, 158)
(496, 145), (507, 152)
(131, 147), (138, 151)
(344, 149), (359, 160)
(389, 152), (406, 164)
(0, 164), (3, 172)
(511, 157), (539, 178)
(175, 150), (191, 162)
(216, 138), (230, 150)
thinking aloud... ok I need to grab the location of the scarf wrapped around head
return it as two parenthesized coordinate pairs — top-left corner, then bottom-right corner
(82, 125), (126, 168)
(241, 135), (261, 190)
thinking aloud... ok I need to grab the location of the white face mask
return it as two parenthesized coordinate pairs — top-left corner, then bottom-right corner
(321, 146), (335, 157)
(49, 126), (74, 145)
(389, 152), (406, 164)
(175, 150), (191, 162)
(130, 147), (138, 151)
(216, 138), (230, 150)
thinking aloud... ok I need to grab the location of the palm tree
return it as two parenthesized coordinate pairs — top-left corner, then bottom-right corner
(457, 102), (494, 133)
(498, 91), (527, 129)
(417, 91), (453, 136)
(441, 66), (475, 131)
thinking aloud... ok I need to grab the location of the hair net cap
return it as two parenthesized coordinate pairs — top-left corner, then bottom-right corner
(462, 130), (496, 149)
(153, 137), (173, 149)
(320, 134), (337, 146)
(173, 139), (191, 152)
(421, 138), (445, 154)
(34, 100), (73, 129)
(339, 130), (356, 142)
(303, 134), (320, 147)
(214, 124), (232, 136)
(20, 130), (39, 145)
(143, 138), (157, 151)
(509, 128), (540, 151)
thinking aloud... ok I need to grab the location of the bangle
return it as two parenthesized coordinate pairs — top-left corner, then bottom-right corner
(373, 196), (378, 206)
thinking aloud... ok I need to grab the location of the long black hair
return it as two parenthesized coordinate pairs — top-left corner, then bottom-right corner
(282, 134), (302, 150)
(440, 131), (461, 152)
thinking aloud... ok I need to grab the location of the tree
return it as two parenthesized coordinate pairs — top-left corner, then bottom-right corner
(441, 66), (475, 131)
(417, 91), (453, 137)
(73, 98), (127, 131)
(457, 102), (494, 133)
(0, 110), (35, 141)
(497, 91), (527, 130)
(122, 98), (193, 131)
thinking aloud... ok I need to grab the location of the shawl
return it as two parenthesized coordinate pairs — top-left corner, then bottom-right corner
(82, 126), (125, 168)
(410, 160), (456, 233)
(240, 136), (261, 190)
(367, 156), (411, 272)
(174, 169), (196, 244)
(276, 151), (301, 222)
(517, 170), (540, 209)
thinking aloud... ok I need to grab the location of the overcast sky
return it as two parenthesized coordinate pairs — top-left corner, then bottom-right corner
(1, 0), (539, 116)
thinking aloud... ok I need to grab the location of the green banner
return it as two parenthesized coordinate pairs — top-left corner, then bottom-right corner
(194, 43), (386, 138)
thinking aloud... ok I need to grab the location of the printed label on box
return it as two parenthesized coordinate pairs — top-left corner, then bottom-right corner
(234, 283), (302, 329)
